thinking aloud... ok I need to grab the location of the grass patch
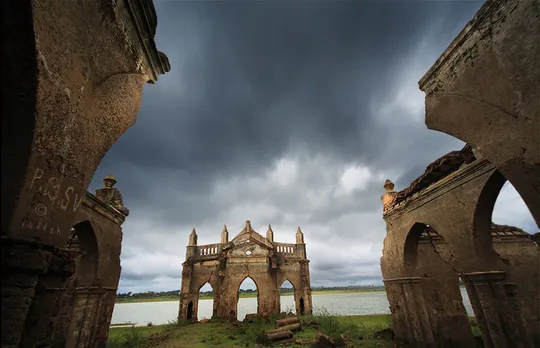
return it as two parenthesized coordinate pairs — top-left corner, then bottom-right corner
(107, 312), (398, 348)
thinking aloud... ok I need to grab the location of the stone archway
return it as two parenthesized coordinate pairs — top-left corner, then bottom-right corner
(237, 276), (260, 320)
(381, 149), (537, 347)
(179, 221), (313, 322)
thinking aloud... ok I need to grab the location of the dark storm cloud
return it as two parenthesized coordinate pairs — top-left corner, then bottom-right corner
(85, 1), (532, 293)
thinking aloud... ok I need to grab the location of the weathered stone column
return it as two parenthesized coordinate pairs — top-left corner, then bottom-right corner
(178, 262), (195, 321)
(461, 271), (532, 348)
(383, 277), (434, 347)
(298, 260), (313, 315)
(18, 248), (76, 348)
(1, 239), (54, 348)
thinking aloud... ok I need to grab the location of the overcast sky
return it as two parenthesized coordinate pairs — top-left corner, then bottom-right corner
(91, 0), (537, 293)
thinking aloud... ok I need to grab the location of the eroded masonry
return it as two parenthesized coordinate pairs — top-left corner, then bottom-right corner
(380, 0), (540, 347)
(2, 0), (170, 347)
(178, 221), (313, 321)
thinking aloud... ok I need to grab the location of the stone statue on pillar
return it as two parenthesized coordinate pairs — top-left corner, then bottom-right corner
(95, 174), (130, 216)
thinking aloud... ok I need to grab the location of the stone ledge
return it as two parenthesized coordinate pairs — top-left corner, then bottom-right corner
(384, 158), (494, 220)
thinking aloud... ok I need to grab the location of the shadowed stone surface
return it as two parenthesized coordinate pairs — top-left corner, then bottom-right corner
(1, 0), (169, 346)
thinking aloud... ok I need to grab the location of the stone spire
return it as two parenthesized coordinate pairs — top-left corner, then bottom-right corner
(245, 220), (252, 232)
(381, 179), (398, 215)
(296, 226), (304, 244)
(189, 228), (198, 246)
(95, 173), (129, 216)
(266, 224), (274, 242)
(221, 224), (229, 244)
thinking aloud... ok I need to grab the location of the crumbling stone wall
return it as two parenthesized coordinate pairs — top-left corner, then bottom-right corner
(380, 1), (539, 346)
(22, 176), (128, 348)
(178, 221), (313, 322)
(381, 153), (539, 348)
(418, 0), (540, 226)
(1, 0), (169, 347)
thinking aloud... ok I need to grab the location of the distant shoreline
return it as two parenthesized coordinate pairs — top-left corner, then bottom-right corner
(115, 288), (386, 304)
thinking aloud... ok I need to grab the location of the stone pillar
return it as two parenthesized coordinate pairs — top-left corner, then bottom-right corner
(17, 247), (75, 348)
(461, 271), (532, 348)
(1, 238), (54, 348)
(298, 260), (313, 315)
(383, 279), (411, 343)
(383, 277), (434, 346)
(178, 262), (195, 321)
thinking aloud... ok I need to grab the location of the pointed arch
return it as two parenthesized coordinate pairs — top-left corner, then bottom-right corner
(70, 220), (99, 287)
(198, 282), (215, 320)
(237, 276), (259, 320)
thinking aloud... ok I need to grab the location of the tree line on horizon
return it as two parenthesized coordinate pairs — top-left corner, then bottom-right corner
(116, 284), (387, 300)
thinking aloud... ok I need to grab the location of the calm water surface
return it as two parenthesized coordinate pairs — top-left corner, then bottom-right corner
(111, 289), (474, 326)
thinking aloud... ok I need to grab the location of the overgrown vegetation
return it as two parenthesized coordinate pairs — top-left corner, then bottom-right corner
(107, 310), (397, 348)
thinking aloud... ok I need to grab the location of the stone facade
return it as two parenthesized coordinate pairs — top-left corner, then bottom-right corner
(178, 221), (313, 322)
(381, 151), (539, 348)
(1, 0), (169, 346)
(379, 0), (539, 346)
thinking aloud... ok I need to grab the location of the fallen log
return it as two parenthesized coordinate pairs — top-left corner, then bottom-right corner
(276, 316), (299, 327)
(265, 322), (301, 334)
(266, 330), (293, 342)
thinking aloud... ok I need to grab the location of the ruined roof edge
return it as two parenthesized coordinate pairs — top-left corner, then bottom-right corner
(418, 0), (501, 89)
(125, 0), (171, 82)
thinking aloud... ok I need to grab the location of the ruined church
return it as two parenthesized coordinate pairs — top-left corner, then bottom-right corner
(179, 221), (313, 321)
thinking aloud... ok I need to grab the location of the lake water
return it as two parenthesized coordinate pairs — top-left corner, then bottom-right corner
(111, 289), (474, 326)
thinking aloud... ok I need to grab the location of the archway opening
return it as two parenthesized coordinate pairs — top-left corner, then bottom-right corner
(198, 282), (214, 319)
(69, 221), (99, 287)
(487, 179), (539, 342)
(299, 297), (305, 316)
(279, 279), (295, 314)
(405, 223), (477, 345)
(187, 301), (193, 320)
(237, 277), (258, 321)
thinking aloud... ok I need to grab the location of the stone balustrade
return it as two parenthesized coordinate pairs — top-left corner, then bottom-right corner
(275, 243), (297, 255)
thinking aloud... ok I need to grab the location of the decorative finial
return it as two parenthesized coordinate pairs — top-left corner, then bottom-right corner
(381, 179), (398, 215)
(103, 173), (117, 188)
(266, 224), (274, 242)
(245, 220), (252, 231)
(383, 179), (394, 192)
(221, 224), (229, 244)
(296, 226), (304, 244)
(189, 228), (198, 246)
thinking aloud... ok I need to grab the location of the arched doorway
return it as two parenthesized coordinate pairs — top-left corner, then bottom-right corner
(279, 279), (295, 314)
(482, 179), (539, 344)
(187, 301), (194, 320)
(403, 223), (476, 346)
(237, 277), (259, 321)
(198, 282), (215, 320)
